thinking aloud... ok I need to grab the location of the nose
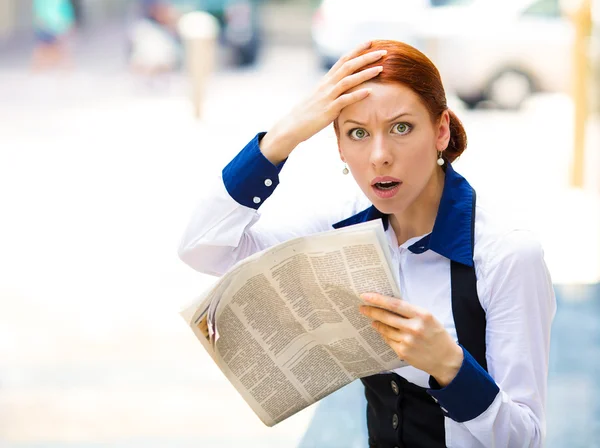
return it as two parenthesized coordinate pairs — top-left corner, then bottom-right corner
(369, 135), (393, 169)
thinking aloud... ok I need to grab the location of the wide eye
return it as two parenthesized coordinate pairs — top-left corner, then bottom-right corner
(392, 123), (412, 135)
(348, 128), (369, 140)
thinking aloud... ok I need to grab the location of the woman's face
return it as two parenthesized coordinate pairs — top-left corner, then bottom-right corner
(337, 82), (449, 216)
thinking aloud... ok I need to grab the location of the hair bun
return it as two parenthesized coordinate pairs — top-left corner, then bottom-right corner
(446, 109), (467, 162)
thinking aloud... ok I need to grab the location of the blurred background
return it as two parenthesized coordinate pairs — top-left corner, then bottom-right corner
(1, 0), (599, 447)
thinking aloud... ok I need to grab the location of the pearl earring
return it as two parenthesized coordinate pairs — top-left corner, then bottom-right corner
(342, 164), (349, 175)
(437, 151), (445, 166)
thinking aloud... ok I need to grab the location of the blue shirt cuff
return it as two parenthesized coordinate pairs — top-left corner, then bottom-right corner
(222, 132), (287, 209)
(427, 346), (499, 423)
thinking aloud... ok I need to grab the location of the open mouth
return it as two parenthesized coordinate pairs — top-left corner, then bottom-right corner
(374, 181), (401, 191)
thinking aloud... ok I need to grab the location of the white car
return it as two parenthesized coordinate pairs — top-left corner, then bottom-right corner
(421, 0), (589, 109)
(312, 0), (599, 109)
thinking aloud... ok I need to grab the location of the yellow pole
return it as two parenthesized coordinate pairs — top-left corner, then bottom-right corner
(570, 0), (592, 188)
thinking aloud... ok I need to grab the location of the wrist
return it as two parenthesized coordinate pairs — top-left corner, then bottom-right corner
(432, 344), (464, 387)
(259, 126), (300, 166)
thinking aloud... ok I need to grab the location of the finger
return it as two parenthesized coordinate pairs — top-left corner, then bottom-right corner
(328, 40), (372, 74)
(332, 65), (383, 97)
(360, 305), (411, 330)
(331, 50), (387, 84)
(360, 293), (419, 319)
(373, 321), (404, 344)
(331, 88), (371, 112)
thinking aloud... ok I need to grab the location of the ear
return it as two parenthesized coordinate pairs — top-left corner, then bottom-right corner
(338, 146), (345, 163)
(334, 119), (345, 162)
(436, 110), (451, 151)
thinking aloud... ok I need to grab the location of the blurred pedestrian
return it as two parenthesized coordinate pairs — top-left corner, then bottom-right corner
(31, 0), (76, 71)
(128, 0), (181, 78)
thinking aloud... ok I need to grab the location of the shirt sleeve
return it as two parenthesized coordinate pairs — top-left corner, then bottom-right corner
(178, 133), (356, 276)
(221, 132), (286, 209)
(427, 230), (556, 447)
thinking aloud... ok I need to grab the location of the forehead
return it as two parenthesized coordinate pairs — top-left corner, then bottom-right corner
(339, 82), (426, 122)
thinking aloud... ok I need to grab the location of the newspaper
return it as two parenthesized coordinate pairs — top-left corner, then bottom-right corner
(180, 219), (407, 427)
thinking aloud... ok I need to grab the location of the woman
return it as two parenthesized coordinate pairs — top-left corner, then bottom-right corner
(178, 40), (556, 447)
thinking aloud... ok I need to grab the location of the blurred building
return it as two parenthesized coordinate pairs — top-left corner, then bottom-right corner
(0, 0), (27, 37)
(0, 0), (135, 38)
(0, 0), (315, 41)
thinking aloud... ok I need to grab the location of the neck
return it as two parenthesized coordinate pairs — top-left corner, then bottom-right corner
(389, 166), (445, 246)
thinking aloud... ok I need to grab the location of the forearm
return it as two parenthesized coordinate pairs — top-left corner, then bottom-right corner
(259, 125), (300, 166)
(177, 190), (257, 275)
(178, 133), (287, 274)
(427, 347), (545, 447)
(178, 132), (344, 275)
(461, 389), (544, 447)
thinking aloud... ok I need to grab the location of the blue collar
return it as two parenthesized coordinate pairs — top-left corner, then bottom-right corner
(332, 163), (475, 267)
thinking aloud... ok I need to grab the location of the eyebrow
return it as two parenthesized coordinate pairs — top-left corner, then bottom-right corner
(343, 112), (413, 126)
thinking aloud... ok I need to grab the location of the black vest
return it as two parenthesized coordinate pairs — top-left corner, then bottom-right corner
(362, 190), (487, 448)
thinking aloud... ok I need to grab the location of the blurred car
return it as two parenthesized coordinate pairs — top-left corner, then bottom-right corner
(312, 0), (599, 109)
(421, 0), (594, 109)
(172, 0), (262, 66)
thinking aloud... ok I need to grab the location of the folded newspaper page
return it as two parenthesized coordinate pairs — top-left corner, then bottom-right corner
(181, 219), (407, 426)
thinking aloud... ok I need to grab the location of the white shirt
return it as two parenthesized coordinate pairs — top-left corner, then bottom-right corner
(178, 133), (556, 447)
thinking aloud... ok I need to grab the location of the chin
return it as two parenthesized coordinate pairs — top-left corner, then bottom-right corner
(367, 195), (405, 215)
(374, 202), (404, 215)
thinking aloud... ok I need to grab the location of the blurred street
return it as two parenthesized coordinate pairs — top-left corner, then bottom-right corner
(1, 14), (600, 448)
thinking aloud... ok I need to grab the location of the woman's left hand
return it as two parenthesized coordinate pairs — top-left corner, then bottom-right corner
(359, 293), (464, 387)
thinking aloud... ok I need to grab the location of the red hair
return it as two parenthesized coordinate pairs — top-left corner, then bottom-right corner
(334, 40), (467, 163)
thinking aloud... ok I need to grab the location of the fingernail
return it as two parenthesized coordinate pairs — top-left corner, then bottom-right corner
(361, 293), (372, 301)
(378, 50), (387, 56)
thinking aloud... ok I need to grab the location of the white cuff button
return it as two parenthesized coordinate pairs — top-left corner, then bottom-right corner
(264, 179), (273, 187)
(253, 197), (261, 204)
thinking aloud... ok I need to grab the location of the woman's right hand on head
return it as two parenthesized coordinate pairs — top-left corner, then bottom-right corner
(259, 42), (387, 165)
